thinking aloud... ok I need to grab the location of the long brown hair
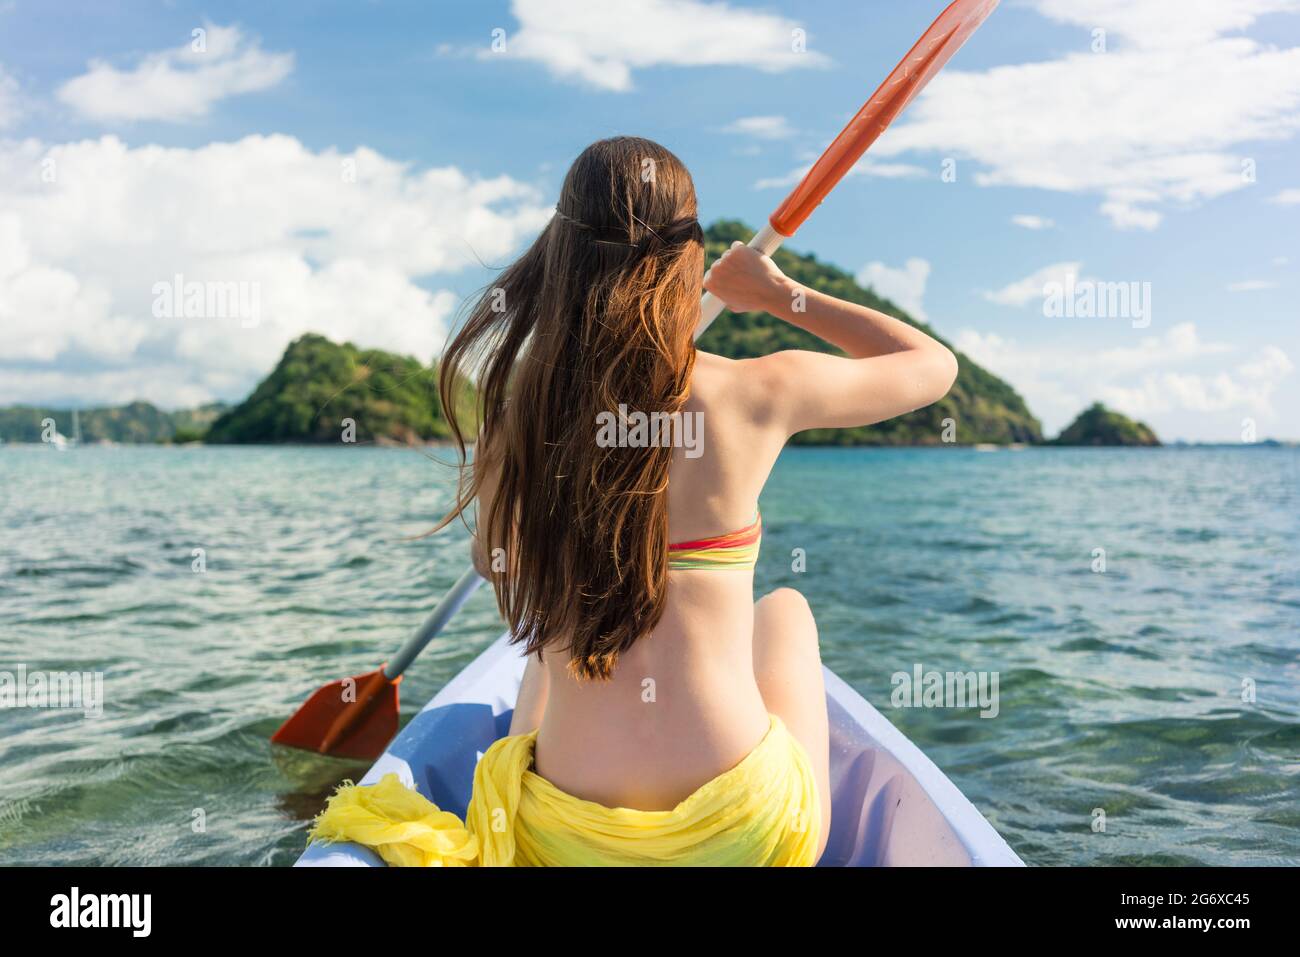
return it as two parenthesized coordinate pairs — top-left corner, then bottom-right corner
(436, 136), (705, 680)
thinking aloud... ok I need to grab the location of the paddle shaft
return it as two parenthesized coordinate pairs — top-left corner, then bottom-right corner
(704, 0), (1000, 329)
(383, 565), (485, 680)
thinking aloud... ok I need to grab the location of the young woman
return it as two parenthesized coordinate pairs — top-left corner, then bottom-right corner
(310, 136), (956, 866)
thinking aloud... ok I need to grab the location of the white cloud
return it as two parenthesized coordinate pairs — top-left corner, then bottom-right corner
(1100, 343), (1294, 417)
(753, 170), (801, 189)
(1238, 344), (1294, 382)
(56, 23), (293, 123)
(488, 0), (827, 92)
(953, 323), (1290, 433)
(953, 328), (1086, 425)
(1271, 188), (1300, 205)
(722, 115), (794, 139)
(755, 157), (925, 190)
(0, 135), (553, 407)
(869, 0), (1300, 229)
(1033, 0), (1300, 51)
(982, 262), (1085, 308)
(1011, 214), (1054, 230)
(1227, 279), (1278, 292)
(1094, 322), (1232, 373)
(0, 365), (238, 412)
(855, 258), (931, 321)
(849, 160), (928, 180)
(1099, 199), (1163, 231)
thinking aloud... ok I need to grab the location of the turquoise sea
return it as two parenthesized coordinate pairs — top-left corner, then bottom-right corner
(0, 445), (1297, 866)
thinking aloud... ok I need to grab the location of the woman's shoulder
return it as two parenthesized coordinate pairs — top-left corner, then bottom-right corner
(690, 349), (788, 427)
(693, 348), (800, 383)
(690, 349), (765, 392)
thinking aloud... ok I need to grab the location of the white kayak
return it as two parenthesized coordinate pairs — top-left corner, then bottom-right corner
(296, 631), (1023, 867)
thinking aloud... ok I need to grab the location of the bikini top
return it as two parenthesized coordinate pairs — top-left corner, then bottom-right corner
(667, 511), (762, 571)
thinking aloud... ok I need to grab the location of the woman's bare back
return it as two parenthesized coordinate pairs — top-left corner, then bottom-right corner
(524, 351), (784, 809)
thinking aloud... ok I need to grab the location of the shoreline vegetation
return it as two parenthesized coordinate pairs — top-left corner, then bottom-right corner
(0, 221), (1278, 450)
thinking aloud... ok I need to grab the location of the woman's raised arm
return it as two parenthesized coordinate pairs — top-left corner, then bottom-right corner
(703, 243), (958, 435)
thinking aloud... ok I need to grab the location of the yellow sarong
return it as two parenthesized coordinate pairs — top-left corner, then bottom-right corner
(308, 714), (821, 866)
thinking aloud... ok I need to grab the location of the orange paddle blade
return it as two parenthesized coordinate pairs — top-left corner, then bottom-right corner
(271, 667), (401, 761)
(770, 0), (1000, 236)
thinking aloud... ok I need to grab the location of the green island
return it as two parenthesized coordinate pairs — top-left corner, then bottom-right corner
(0, 221), (1163, 447)
(1049, 402), (1161, 447)
(0, 400), (227, 445)
(203, 335), (472, 445)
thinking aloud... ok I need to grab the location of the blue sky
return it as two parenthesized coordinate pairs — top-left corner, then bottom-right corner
(1, 0), (1297, 441)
